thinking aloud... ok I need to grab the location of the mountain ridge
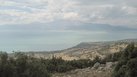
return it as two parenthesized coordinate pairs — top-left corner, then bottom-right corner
(26, 38), (137, 60)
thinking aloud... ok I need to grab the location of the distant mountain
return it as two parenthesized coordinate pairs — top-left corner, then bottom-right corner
(74, 38), (137, 48)
(27, 39), (137, 60)
(116, 39), (137, 43)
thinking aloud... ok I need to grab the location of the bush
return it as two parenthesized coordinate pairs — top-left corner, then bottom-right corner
(0, 52), (51, 77)
(112, 43), (137, 77)
(0, 52), (97, 77)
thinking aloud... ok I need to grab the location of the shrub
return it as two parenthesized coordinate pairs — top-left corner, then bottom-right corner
(112, 43), (137, 77)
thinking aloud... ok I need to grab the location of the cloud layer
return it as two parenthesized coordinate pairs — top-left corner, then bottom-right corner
(0, 0), (137, 52)
(0, 0), (137, 27)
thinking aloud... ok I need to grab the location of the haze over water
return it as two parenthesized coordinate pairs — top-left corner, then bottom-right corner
(0, 0), (137, 52)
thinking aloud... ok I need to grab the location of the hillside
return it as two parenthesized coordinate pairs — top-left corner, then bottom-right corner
(52, 62), (117, 77)
(1, 39), (137, 77)
(28, 39), (137, 60)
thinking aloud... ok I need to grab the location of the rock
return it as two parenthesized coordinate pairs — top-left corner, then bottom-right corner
(100, 64), (105, 67)
(106, 62), (114, 69)
(98, 67), (105, 71)
(92, 62), (100, 69)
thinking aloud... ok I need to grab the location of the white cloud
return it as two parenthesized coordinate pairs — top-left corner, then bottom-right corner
(122, 6), (137, 15)
(63, 12), (79, 20)
(0, 0), (137, 28)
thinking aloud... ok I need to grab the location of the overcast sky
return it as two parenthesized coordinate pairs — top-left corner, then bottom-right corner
(0, 0), (137, 52)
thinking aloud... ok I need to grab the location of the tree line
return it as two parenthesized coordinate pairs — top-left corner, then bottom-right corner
(0, 52), (101, 77)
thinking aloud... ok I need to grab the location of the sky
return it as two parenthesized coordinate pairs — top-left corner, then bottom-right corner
(0, 0), (137, 52)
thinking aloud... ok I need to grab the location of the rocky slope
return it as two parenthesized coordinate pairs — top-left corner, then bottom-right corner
(52, 62), (117, 77)
(28, 39), (137, 60)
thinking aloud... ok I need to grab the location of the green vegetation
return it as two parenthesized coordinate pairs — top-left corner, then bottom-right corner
(0, 52), (51, 77)
(0, 43), (137, 77)
(102, 51), (122, 63)
(112, 43), (137, 77)
(0, 52), (99, 77)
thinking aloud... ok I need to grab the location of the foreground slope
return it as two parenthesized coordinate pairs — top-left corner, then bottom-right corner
(52, 62), (117, 77)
